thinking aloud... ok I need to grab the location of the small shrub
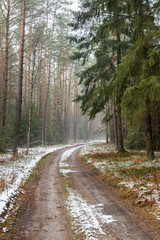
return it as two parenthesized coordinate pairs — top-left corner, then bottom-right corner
(125, 131), (145, 150)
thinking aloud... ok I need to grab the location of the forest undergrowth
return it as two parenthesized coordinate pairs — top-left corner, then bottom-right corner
(80, 143), (160, 223)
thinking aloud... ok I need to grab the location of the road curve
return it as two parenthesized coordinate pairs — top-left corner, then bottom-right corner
(12, 146), (158, 240)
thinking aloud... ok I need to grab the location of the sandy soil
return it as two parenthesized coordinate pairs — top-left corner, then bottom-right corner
(12, 146), (159, 240)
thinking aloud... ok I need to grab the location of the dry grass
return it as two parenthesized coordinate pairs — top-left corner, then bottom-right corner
(81, 145), (160, 216)
(9, 155), (19, 161)
(0, 178), (6, 191)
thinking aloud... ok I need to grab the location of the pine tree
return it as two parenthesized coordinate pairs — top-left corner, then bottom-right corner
(13, 0), (26, 155)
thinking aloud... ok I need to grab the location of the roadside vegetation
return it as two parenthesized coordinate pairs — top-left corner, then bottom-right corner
(0, 151), (52, 240)
(80, 143), (160, 223)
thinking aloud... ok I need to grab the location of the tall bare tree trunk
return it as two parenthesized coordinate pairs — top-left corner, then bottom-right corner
(54, 48), (61, 143)
(43, 3), (58, 142)
(73, 76), (78, 142)
(116, 102), (125, 152)
(13, 0), (26, 155)
(105, 105), (109, 144)
(0, 9), (4, 102)
(145, 98), (155, 160)
(2, 0), (10, 129)
(66, 65), (73, 141)
(6, 55), (10, 127)
(64, 56), (68, 142)
(116, 31), (125, 152)
(26, 49), (36, 153)
(27, 15), (33, 103)
(37, 43), (42, 108)
(42, 13), (48, 144)
(24, 62), (28, 108)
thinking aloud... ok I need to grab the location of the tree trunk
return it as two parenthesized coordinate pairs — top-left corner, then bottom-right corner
(54, 48), (61, 143)
(6, 54), (10, 127)
(27, 15), (33, 103)
(24, 62), (28, 108)
(157, 106), (160, 150)
(117, 102), (125, 152)
(64, 56), (68, 142)
(105, 105), (109, 144)
(113, 100), (118, 147)
(42, 13), (48, 144)
(2, 0), (10, 129)
(37, 43), (42, 108)
(0, 9), (4, 102)
(116, 31), (125, 152)
(26, 49), (36, 154)
(145, 99), (155, 160)
(66, 65), (73, 141)
(73, 76), (78, 142)
(13, 0), (26, 155)
(43, 3), (57, 143)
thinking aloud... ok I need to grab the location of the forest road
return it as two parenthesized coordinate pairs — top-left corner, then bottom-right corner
(12, 146), (158, 240)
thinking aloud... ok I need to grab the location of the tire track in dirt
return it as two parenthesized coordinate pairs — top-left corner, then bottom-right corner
(12, 148), (75, 240)
(65, 148), (157, 240)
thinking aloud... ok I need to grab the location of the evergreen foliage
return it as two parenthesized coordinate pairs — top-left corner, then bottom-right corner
(71, 0), (160, 159)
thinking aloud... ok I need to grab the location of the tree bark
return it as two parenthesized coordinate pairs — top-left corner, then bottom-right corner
(54, 48), (61, 143)
(2, 0), (10, 129)
(26, 49), (36, 154)
(64, 56), (68, 142)
(13, 0), (26, 155)
(145, 99), (155, 160)
(105, 105), (109, 144)
(27, 15), (33, 103)
(42, 13), (48, 144)
(66, 65), (73, 141)
(0, 8), (4, 101)
(73, 76), (78, 142)
(116, 31), (125, 152)
(116, 102), (125, 152)
(43, 3), (57, 142)
(37, 43), (42, 108)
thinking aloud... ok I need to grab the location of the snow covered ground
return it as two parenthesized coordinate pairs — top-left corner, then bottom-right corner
(80, 142), (160, 221)
(0, 143), (82, 219)
(66, 187), (116, 240)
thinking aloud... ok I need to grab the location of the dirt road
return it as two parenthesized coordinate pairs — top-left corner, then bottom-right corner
(12, 146), (158, 240)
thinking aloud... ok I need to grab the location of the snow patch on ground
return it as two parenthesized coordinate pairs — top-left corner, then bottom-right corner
(118, 179), (160, 219)
(81, 143), (115, 156)
(59, 169), (77, 177)
(66, 187), (116, 240)
(59, 146), (82, 178)
(0, 143), (82, 217)
(59, 146), (81, 169)
(80, 143), (160, 221)
(2, 227), (9, 233)
(59, 146), (116, 239)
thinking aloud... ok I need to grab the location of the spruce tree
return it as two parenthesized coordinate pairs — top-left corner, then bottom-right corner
(115, 0), (160, 160)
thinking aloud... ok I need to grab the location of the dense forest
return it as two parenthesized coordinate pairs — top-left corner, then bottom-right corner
(0, 0), (160, 160)
(0, 0), (103, 154)
(71, 0), (160, 160)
